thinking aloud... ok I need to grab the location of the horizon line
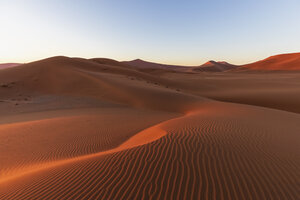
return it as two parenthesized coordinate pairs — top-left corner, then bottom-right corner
(1, 51), (299, 67)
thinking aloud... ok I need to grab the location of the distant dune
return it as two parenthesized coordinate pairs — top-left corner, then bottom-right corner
(193, 60), (238, 72)
(122, 53), (300, 72)
(0, 63), (21, 70)
(241, 53), (300, 70)
(0, 53), (299, 199)
(123, 59), (193, 72)
(90, 58), (130, 68)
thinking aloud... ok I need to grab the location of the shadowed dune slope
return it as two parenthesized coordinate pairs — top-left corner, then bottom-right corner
(123, 59), (192, 72)
(0, 102), (299, 199)
(2, 55), (299, 113)
(241, 53), (300, 70)
(193, 61), (237, 72)
(155, 71), (300, 113)
(0, 56), (206, 112)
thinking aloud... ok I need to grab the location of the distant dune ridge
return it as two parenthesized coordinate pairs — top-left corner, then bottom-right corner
(0, 63), (21, 70)
(122, 52), (300, 71)
(193, 60), (237, 72)
(123, 59), (192, 69)
(0, 52), (299, 199)
(241, 52), (300, 70)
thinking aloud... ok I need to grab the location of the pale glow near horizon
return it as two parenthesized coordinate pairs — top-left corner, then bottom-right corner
(0, 0), (300, 65)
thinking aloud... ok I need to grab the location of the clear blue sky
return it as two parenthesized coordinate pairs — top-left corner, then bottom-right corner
(0, 0), (299, 65)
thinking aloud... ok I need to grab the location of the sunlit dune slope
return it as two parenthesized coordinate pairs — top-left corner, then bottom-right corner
(241, 53), (300, 70)
(0, 108), (177, 179)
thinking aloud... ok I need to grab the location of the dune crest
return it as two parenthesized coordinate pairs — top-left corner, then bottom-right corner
(194, 60), (237, 72)
(0, 63), (21, 70)
(0, 114), (173, 184)
(241, 53), (300, 70)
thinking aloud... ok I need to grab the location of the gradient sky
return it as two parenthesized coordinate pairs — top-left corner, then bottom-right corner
(0, 0), (299, 65)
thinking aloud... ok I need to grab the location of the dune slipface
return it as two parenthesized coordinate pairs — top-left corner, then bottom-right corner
(0, 55), (299, 200)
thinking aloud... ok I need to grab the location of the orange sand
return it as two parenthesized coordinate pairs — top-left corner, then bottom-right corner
(0, 53), (299, 199)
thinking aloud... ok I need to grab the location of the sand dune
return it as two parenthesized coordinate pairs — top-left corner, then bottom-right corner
(241, 53), (300, 71)
(123, 59), (193, 73)
(0, 63), (21, 70)
(0, 54), (299, 199)
(0, 102), (299, 199)
(194, 61), (237, 72)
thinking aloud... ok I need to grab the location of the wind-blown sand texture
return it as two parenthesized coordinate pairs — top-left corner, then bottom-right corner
(0, 53), (299, 199)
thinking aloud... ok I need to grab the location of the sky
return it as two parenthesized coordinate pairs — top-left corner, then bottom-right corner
(0, 0), (299, 65)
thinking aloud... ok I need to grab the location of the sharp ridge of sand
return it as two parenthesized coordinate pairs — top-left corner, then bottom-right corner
(0, 113), (183, 184)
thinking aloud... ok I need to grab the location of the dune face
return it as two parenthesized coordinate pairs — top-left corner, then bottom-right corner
(194, 60), (237, 72)
(0, 63), (21, 70)
(123, 59), (193, 72)
(0, 54), (299, 199)
(241, 53), (300, 70)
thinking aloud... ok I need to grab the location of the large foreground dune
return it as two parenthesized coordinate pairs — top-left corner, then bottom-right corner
(0, 54), (299, 199)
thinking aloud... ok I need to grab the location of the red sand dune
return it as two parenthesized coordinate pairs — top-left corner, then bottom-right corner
(241, 53), (300, 71)
(123, 59), (193, 72)
(194, 60), (237, 72)
(0, 54), (299, 199)
(0, 63), (21, 70)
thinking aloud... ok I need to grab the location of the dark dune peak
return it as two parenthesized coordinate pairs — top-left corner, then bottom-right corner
(123, 59), (193, 71)
(194, 60), (238, 72)
(90, 58), (128, 67)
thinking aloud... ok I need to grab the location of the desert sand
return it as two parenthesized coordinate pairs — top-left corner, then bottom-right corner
(0, 53), (299, 199)
(0, 63), (20, 70)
